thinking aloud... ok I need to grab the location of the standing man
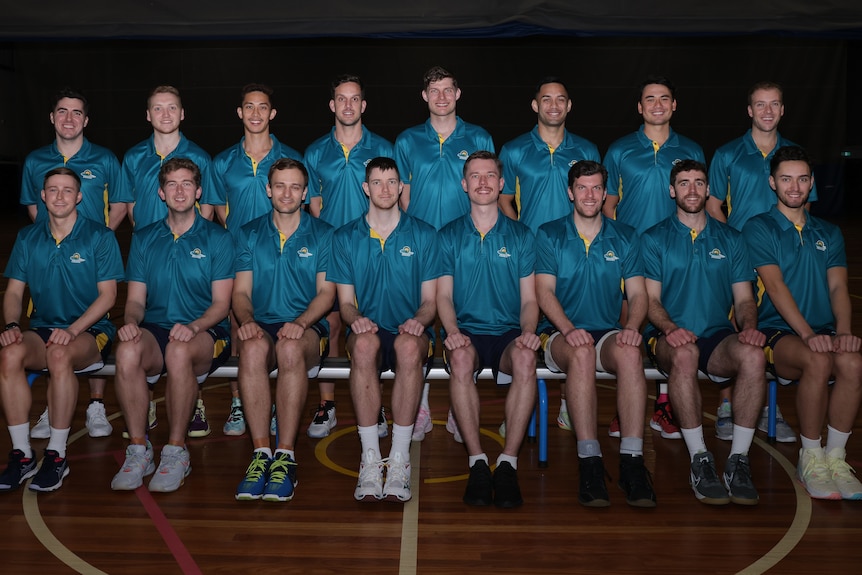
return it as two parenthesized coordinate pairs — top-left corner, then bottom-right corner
(233, 158), (335, 502)
(110, 158), (234, 493)
(328, 157), (441, 503)
(642, 159), (764, 506)
(742, 146), (862, 500)
(438, 151), (539, 509)
(603, 76), (706, 439)
(707, 82), (817, 443)
(122, 85), (214, 438)
(204, 83), (303, 437)
(303, 74), (393, 439)
(394, 66), (494, 439)
(535, 160), (655, 508)
(0, 167), (123, 492)
(21, 88), (131, 440)
(498, 76), (601, 433)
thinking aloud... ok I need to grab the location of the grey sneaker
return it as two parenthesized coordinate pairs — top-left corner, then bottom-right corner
(382, 451), (411, 502)
(30, 407), (50, 440)
(354, 449), (384, 501)
(723, 453), (759, 505)
(111, 443), (155, 490)
(690, 451), (730, 505)
(757, 405), (796, 443)
(715, 400), (733, 441)
(148, 445), (191, 492)
(86, 402), (113, 438)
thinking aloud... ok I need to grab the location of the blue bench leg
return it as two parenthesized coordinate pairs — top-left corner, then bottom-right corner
(528, 407), (536, 442)
(538, 378), (548, 468)
(767, 378), (777, 444)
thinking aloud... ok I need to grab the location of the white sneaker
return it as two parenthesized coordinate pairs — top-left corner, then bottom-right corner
(446, 409), (463, 444)
(826, 447), (862, 500)
(377, 406), (389, 438)
(111, 443), (155, 490)
(354, 449), (384, 501)
(148, 445), (191, 493)
(757, 405), (796, 443)
(86, 402), (113, 438)
(411, 405), (432, 442)
(798, 446), (841, 499)
(148, 400), (158, 430)
(31, 408), (50, 439)
(307, 402), (337, 439)
(383, 451), (412, 502)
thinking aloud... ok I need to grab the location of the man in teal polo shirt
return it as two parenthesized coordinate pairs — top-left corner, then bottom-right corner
(742, 146), (862, 500)
(233, 158), (335, 502)
(329, 157), (441, 503)
(0, 167), (123, 493)
(111, 158), (234, 493)
(642, 159), (765, 506)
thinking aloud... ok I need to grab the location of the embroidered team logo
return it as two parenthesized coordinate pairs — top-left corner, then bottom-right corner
(671, 159), (683, 166)
(497, 247), (512, 258)
(815, 240), (827, 252)
(603, 250), (619, 262)
(568, 160), (579, 168)
(80, 169), (96, 180)
(297, 247), (313, 258)
(190, 248), (206, 259)
(708, 248), (726, 260)
(457, 150), (469, 160)
(399, 246), (415, 257)
(363, 158), (372, 167)
(69, 253), (86, 264)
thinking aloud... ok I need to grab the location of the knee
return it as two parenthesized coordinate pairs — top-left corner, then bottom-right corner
(350, 333), (380, 366)
(393, 334), (423, 364)
(274, 338), (304, 369)
(45, 343), (73, 369)
(669, 343), (699, 374)
(448, 347), (475, 378)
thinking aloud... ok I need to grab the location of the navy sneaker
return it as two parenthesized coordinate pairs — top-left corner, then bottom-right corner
(263, 452), (298, 502)
(29, 449), (70, 492)
(0, 449), (38, 492)
(236, 451), (271, 500)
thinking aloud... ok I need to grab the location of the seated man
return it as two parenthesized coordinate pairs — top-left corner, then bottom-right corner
(111, 158), (234, 493)
(438, 150), (540, 509)
(329, 156), (440, 503)
(642, 159), (765, 506)
(232, 158), (335, 502)
(0, 167), (122, 492)
(743, 146), (862, 500)
(535, 160), (654, 508)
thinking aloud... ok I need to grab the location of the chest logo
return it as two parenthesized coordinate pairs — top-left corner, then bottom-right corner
(568, 160), (579, 168)
(80, 169), (96, 180)
(708, 248), (726, 260)
(457, 150), (469, 160)
(603, 250), (619, 262)
(497, 247), (512, 259)
(297, 247), (313, 258)
(815, 240), (827, 252)
(399, 246), (415, 257)
(69, 253), (86, 264)
(190, 248), (206, 259)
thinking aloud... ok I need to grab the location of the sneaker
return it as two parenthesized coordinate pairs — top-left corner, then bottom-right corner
(29, 449), (70, 492)
(111, 443), (155, 490)
(0, 449), (39, 491)
(383, 451), (411, 502)
(30, 408), (50, 440)
(608, 415), (621, 438)
(187, 399), (211, 438)
(377, 406), (389, 438)
(223, 397), (246, 436)
(715, 400), (733, 441)
(148, 445), (191, 493)
(826, 447), (862, 500)
(86, 402), (113, 438)
(263, 452), (298, 502)
(446, 409), (463, 444)
(270, 404), (277, 436)
(557, 404), (572, 431)
(235, 451), (270, 500)
(498, 420), (506, 438)
(650, 401), (682, 439)
(578, 456), (610, 507)
(307, 401), (337, 439)
(354, 449), (384, 502)
(689, 451), (730, 505)
(493, 461), (523, 508)
(757, 405), (796, 443)
(618, 454), (656, 508)
(723, 453), (759, 505)
(411, 405), (432, 442)
(463, 460), (493, 506)
(123, 401), (158, 440)
(797, 447), (841, 499)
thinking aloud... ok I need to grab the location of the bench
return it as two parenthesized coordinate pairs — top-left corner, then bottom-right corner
(29, 357), (783, 467)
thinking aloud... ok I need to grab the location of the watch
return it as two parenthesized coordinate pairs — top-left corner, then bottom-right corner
(4, 322), (20, 331)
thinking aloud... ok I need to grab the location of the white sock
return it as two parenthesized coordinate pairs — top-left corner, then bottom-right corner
(254, 447), (273, 459)
(825, 425), (851, 455)
(8, 423), (31, 458)
(47, 427), (70, 458)
(275, 448), (295, 461)
(390, 423), (413, 460)
(730, 425), (755, 457)
(496, 453), (518, 470)
(468, 453), (489, 468)
(681, 426), (707, 461)
(357, 424), (381, 460)
(800, 434), (822, 451)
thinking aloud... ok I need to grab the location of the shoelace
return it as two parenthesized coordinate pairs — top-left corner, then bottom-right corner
(244, 456), (268, 481)
(268, 456), (297, 484)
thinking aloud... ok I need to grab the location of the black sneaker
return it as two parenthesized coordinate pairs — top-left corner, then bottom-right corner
(578, 456), (610, 507)
(723, 453), (759, 506)
(618, 454), (657, 508)
(463, 460), (493, 506)
(0, 449), (38, 492)
(493, 461), (523, 508)
(689, 451), (730, 505)
(29, 449), (70, 492)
